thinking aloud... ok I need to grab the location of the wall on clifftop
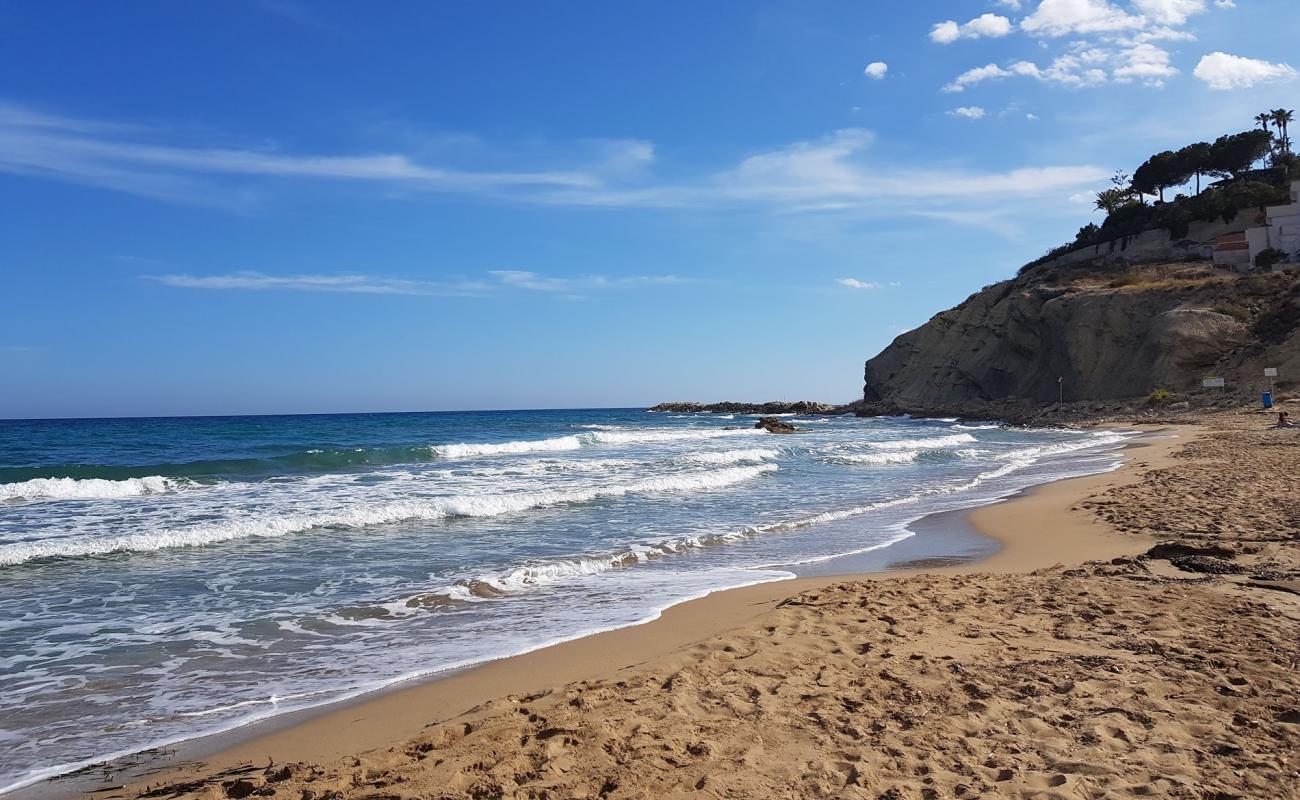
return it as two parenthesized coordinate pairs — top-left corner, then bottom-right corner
(1046, 215), (1259, 271)
(863, 268), (1300, 410)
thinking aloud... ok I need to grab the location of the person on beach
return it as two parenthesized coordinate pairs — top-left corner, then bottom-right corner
(1275, 411), (1296, 428)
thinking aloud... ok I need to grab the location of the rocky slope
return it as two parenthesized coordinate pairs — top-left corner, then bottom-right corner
(862, 264), (1300, 415)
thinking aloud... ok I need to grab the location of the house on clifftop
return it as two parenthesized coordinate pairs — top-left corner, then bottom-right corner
(1245, 179), (1300, 266)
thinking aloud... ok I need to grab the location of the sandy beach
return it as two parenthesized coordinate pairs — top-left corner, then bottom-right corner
(51, 412), (1300, 799)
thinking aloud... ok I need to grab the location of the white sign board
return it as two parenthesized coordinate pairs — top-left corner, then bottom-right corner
(1202, 377), (1225, 388)
(1265, 367), (1278, 377)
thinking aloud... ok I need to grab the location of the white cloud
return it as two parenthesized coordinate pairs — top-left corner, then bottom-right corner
(943, 61), (1043, 92)
(930, 13), (1014, 43)
(1130, 0), (1206, 25)
(936, 0), (1233, 95)
(1020, 0), (1144, 37)
(995, 0), (1024, 8)
(930, 21), (962, 44)
(1112, 42), (1179, 85)
(837, 278), (879, 290)
(949, 106), (988, 120)
(944, 42), (1174, 91)
(1126, 25), (1197, 43)
(1193, 52), (1298, 90)
(864, 61), (888, 79)
(965, 13), (1014, 38)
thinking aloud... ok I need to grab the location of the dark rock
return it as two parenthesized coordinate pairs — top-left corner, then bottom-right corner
(754, 417), (798, 434)
(1143, 542), (1237, 560)
(1170, 556), (1244, 575)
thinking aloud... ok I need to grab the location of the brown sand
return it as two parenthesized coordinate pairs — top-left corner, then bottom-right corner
(70, 416), (1300, 799)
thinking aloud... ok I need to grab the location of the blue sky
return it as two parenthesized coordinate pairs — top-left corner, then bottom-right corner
(1, 0), (1296, 418)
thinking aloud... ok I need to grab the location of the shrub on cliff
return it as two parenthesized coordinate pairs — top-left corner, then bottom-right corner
(1255, 248), (1287, 270)
(1145, 388), (1173, 406)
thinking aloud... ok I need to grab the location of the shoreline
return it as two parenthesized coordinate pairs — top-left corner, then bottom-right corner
(16, 424), (1189, 800)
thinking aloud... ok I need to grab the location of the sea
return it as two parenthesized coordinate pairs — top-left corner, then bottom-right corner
(0, 409), (1134, 793)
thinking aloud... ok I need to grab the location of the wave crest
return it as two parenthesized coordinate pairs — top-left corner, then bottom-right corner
(430, 436), (583, 459)
(0, 476), (198, 504)
(0, 464), (778, 567)
(821, 450), (919, 466)
(679, 448), (780, 466)
(868, 432), (976, 451)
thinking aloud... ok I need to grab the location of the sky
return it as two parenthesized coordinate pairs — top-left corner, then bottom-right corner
(1, 0), (1297, 418)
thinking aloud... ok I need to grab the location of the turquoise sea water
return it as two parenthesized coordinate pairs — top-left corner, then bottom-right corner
(0, 409), (1133, 792)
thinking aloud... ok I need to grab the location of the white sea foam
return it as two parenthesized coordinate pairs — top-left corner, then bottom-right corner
(752, 494), (925, 532)
(868, 432), (976, 451)
(821, 450), (919, 466)
(583, 428), (762, 445)
(430, 435), (583, 458)
(0, 476), (199, 503)
(679, 448), (780, 466)
(429, 427), (763, 460)
(0, 464), (778, 566)
(405, 513), (803, 605)
(994, 433), (1130, 464)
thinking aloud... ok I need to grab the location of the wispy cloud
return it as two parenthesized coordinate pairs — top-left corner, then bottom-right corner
(0, 102), (596, 209)
(489, 271), (690, 292)
(539, 129), (1108, 210)
(0, 102), (1108, 219)
(144, 270), (693, 297)
(253, 0), (340, 34)
(145, 272), (490, 296)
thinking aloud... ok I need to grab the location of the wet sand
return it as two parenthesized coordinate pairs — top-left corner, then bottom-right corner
(37, 415), (1300, 798)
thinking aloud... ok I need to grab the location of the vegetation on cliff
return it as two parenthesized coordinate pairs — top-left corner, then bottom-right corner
(1022, 110), (1297, 274)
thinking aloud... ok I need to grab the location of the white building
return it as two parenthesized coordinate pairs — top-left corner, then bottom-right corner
(1247, 179), (1300, 267)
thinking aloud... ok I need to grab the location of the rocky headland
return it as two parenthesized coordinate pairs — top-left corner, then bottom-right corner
(861, 263), (1300, 420)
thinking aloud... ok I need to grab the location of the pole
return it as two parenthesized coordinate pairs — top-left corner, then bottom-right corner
(1058, 376), (1063, 405)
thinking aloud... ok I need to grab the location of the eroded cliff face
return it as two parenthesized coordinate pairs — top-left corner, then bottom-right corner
(863, 266), (1300, 410)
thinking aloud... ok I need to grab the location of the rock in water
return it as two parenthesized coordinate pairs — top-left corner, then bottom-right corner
(754, 417), (798, 434)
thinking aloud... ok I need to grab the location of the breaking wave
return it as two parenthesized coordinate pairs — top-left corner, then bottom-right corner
(868, 433), (976, 451)
(430, 428), (763, 459)
(0, 476), (199, 504)
(430, 436), (584, 458)
(821, 450), (919, 466)
(0, 464), (778, 567)
(679, 448), (780, 465)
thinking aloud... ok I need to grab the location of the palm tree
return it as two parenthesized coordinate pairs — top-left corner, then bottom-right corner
(1256, 111), (1273, 134)
(1271, 108), (1295, 155)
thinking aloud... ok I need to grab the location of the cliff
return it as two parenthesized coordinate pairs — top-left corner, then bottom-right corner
(862, 263), (1300, 414)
